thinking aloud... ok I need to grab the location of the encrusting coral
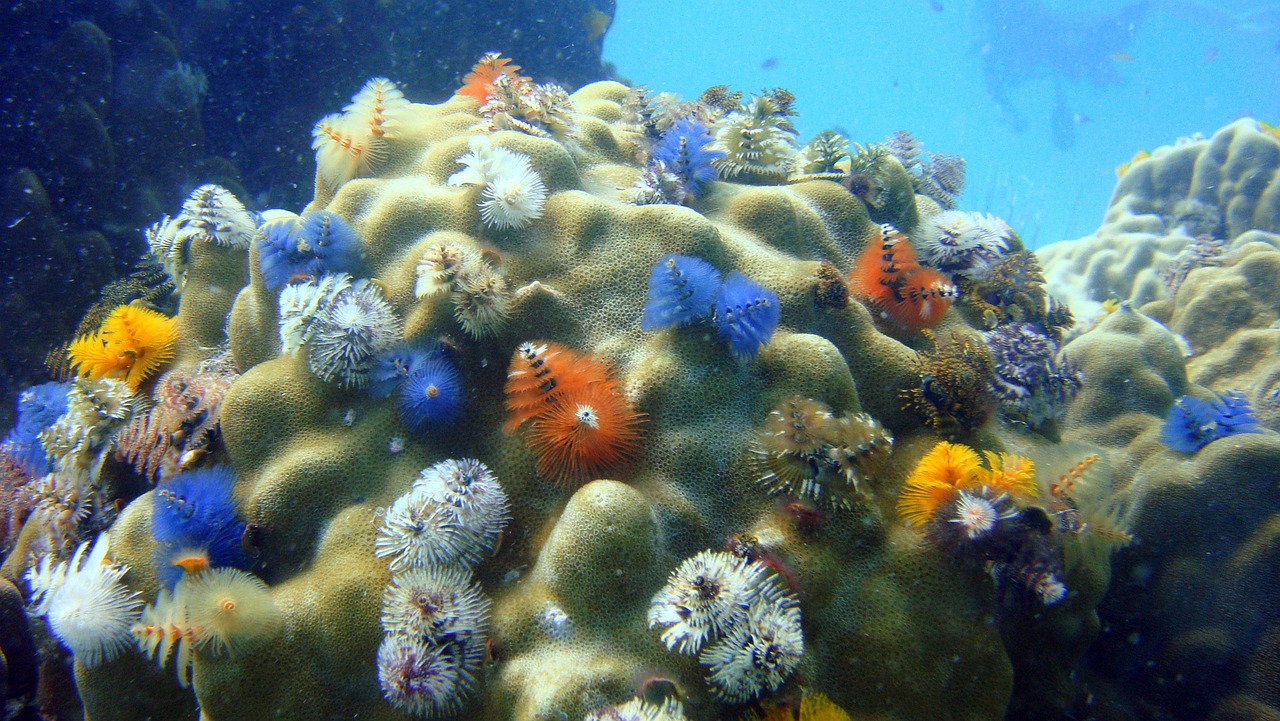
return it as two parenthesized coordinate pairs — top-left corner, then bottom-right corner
(0, 55), (1145, 721)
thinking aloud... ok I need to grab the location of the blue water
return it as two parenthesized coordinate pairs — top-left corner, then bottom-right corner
(604, 0), (1280, 247)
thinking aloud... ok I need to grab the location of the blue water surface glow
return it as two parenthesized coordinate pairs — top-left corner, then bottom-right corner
(605, 0), (1280, 248)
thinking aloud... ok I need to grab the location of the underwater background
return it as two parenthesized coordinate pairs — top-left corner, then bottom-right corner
(606, 0), (1280, 246)
(2, 1), (1280, 720)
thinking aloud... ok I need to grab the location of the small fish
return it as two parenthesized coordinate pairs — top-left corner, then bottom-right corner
(1202, 47), (1218, 63)
(1074, 113), (1091, 124)
(928, 1), (943, 11)
(760, 57), (779, 70)
(1111, 52), (1135, 62)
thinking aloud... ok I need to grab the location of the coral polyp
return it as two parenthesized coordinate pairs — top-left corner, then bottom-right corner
(641, 254), (722, 330)
(648, 550), (765, 655)
(396, 356), (465, 432)
(26, 534), (142, 669)
(714, 272), (780, 360)
(527, 381), (645, 485)
(308, 278), (403, 387)
(67, 305), (178, 391)
(754, 395), (894, 509)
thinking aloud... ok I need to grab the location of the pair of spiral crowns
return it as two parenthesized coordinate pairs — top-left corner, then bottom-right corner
(504, 341), (645, 485)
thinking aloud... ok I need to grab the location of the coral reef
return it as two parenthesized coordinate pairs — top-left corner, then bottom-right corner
(1034, 118), (1280, 720)
(0, 62), (1149, 721)
(1039, 119), (1280, 321)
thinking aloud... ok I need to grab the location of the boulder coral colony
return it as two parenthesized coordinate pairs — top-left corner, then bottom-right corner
(1, 52), (1279, 721)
